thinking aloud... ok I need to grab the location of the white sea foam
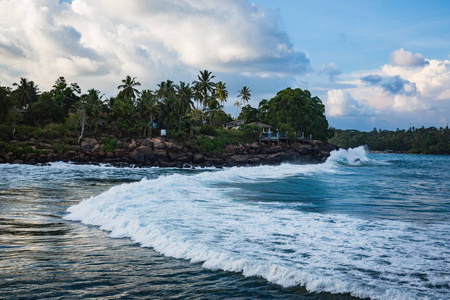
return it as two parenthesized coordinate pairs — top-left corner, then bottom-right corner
(64, 147), (449, 300)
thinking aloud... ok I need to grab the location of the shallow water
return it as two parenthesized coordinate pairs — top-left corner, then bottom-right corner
(0, 147), (449, 299)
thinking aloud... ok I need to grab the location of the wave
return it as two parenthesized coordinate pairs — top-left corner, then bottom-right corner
(64, 147), (449, 300)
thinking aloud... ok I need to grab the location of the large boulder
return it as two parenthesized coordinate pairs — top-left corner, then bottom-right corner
(80, 138), (99, 150)
(153, 149), (167, 162)
(130, 146), (153, 163)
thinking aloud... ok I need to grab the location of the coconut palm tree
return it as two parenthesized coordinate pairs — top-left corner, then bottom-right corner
(175, 82), (194, 122)
(194, 70), (215, 111)
(118, 75), (141, 99)
(12, 77), (39, 109)
(192, 81), (202, 110)
(215, 81), (228, 109)
(234, 100), (241, 119)
(238, 86), (251, 105)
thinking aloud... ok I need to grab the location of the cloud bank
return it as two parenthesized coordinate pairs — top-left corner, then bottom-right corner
(0, 0), (310, 96)
(325, 49), (450, 129)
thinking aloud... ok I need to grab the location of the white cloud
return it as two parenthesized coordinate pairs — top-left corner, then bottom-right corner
(325, 89), (371, 117)
(328, 49), (450, 129)
(389, 48), (428, 67)
(0, 0), (310, 95)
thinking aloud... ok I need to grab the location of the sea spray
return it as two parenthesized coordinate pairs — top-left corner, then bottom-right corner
(64, 147), (449, 300)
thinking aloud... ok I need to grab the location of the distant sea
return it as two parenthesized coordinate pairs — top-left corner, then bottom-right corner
(0, 147), (449, 300)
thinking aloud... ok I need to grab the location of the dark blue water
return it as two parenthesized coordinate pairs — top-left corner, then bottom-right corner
(0, 148), (449, 299)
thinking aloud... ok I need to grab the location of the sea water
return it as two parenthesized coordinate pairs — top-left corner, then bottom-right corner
(0, 147), (448, 299)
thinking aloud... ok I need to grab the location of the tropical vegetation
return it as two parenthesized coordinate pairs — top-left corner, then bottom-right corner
(1, 71), (336, 157)
(330, 127), (450, 154)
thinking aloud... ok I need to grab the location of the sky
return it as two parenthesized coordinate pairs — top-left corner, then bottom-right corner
(0, 0), (449, 130)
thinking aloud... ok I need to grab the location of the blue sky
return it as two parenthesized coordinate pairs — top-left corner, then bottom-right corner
(1, 0), (449, 130)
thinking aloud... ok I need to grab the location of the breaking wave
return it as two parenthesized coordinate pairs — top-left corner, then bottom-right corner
(64, 147), (449, 300)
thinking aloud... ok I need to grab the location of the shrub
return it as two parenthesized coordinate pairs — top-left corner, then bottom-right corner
(43, 123), (69, 139)
(101, 138), (117, 152)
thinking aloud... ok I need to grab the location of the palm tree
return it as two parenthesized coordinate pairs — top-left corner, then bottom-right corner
(205, 98), (227, 126)
(192, 81), (202, 110)
(215, 81), (228, 109)
(234, 100), (241, 119)
(194, 70), (215, 111)
(118, 75), (141, 99)
(13, 77), (39, 109)
(175, 82), (194, 122)
(238, 86), (251, 105)
(137, 90), (160, 135)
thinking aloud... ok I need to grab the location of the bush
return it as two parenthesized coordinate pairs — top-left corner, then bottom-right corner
(52, 142), (70, 154)
(198, 125), (217, 136)
(43, 123), (70, 139)
(101, 138), (117, 152)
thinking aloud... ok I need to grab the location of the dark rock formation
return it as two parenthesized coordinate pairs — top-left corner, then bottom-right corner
(1, 136), (338, 168)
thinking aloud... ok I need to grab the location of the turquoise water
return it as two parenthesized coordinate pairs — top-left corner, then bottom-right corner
(0, 147), (449, 299)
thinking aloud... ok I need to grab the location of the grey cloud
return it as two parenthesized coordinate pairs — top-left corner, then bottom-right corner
(361, 74), (417, 96)
(382, 76), (417, 96)
(361, 74), (382, 84)
(0, 42), (25, 58)
(318, 63), (342, 82)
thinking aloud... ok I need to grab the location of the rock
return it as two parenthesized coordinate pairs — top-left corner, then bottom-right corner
(231, 155), (248, 165)
(130, 146), (153, 163)
(225, 144), (242, 155)
(42, 149), (55, 155)
(140, 139), (153, 148)
(98, 150), (106, 157)
(128, 139), (137, 151)
(80, 138), (98, 150)
(114, 149), (126, 158)
(193, 154), (204, 164)
(106, 151), (114, 158)
(154, 149), (167, 162)
(153, 138), (165, 150)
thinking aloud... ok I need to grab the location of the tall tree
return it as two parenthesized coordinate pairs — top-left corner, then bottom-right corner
(52, 76), (80, 113)
(175, 82), (194, 122)
(215, 81), (228, 108)
(234, 100), (241, 119)
(12, 77), (39, 109)
(194, 70), (215, 111)
(238, 86), (251, 105)
(118, 75), (141, 99)
(266, 88), (333, 141)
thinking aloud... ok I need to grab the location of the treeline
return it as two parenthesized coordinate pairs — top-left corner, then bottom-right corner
(0, 70), (333, 143)
(330, 127), (450, 154)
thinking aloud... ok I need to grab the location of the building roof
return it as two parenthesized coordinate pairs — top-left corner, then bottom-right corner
(223, 119), (245, 125)
(248, 122), (273, 128)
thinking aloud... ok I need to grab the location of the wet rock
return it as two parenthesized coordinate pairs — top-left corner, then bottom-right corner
(193, 154), (204, 164)
(130, 146), (153, 163)
(153, 149), (167, 162)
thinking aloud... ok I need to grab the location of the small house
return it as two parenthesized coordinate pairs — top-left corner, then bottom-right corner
(222, 119), (245, 130)
(248, 122), (273, 133)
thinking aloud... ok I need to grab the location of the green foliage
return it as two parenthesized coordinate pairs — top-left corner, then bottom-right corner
(43, 123), (72, 139)
(330, 127), (450, 154)
(265, 88), (333, 141)
(238, 104), (258, 123)
(25, 92), (64, 126)
(0, 142), (42, 156)
(198, 124), (217, 136)
(52, 142), (70, 154)
(101, 138), (117, 152)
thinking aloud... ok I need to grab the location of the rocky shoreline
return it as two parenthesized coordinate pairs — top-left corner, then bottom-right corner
(0, 137), (338, 168)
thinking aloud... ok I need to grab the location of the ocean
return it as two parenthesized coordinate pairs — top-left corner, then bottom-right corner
(0, 146), (448, 299)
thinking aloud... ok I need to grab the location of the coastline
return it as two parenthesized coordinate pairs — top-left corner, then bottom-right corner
(0, 137), (337, 168)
